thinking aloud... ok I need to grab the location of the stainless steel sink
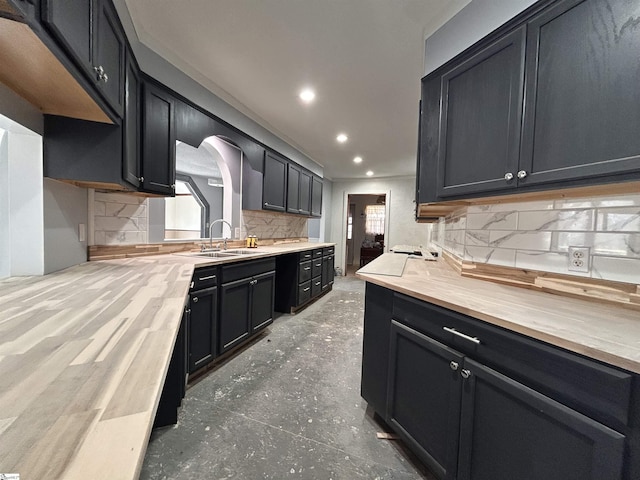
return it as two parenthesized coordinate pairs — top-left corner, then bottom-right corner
(224, 249), (258, 255)
(192, 251), (240, 258)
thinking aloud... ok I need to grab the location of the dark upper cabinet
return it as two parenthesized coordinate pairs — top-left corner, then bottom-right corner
(519, 0), (640, 186)
(141, 80), (176, 195)
(311, 176), (322, 217)
(417, 0), (640, 205)
(298, 170), (311, 216)
(122, 48), (140, 188)
(92, 0), (125, 117)
(457, 358), (625, 480)
(263, 151), (287, 212)
(436, 27), (525, 198)
(287, 163), (301, 214)
(41, 0), (93, 79)
(387, 321), (464, 480)
(41, 0), (125, 118)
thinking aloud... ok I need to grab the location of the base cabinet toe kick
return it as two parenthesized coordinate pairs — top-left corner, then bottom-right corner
(361, 283), (639, 480)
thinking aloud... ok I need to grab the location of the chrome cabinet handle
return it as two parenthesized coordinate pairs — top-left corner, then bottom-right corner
(198, 275), (216, 281)
(461, 369), (471, 379)
(303, 287), (310, 292)
(517, 170), (527, 179)
(171, 184), (176, 189)
(504, 172), (514, 181)
(139, 176), (144, 183)
(304, 267), (311, 270)
(450, 361), (459, 371)
(443, 327), (480, 345)
(190, 281), (194, 289)
(102, 72), (108, 83)
(192, 296), (198, 303)
(315, 281), (321, 286)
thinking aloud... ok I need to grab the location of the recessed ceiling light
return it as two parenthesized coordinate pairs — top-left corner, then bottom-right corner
(299, 88), (316, 103)
(336, 133), (348, 143)
(366, 170), (374, 176)
(353, 156), (363, 164)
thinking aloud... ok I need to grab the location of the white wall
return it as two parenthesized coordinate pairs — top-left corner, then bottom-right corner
(424, 0), (537, 75)
(329, 176), (432, 274)
(43, 179), (88, 274)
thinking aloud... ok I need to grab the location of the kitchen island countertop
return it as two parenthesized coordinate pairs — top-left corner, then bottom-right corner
(357, 253), (640, 374)
(0, 241), (334, 480)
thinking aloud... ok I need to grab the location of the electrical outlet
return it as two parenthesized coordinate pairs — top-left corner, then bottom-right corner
(568, 246), (590, 273)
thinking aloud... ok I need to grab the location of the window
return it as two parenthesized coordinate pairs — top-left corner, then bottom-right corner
(347, 208), (353, 240)
(365, 205), (385, 235)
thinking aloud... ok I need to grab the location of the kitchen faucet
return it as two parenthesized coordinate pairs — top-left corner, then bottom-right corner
(209, 219), (232, 249)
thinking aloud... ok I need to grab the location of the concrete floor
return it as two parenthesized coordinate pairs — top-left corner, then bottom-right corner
(140, 275), (435, 480)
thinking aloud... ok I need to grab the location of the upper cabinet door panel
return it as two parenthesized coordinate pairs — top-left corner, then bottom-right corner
(41, 0), (93, 78)
(437, 26), (525, 198)
(298, 171), (311, 216)
(142, 82), (176, 195)
(287, 163), (300, 214)
(263, 152), (287, 212)
(123, 50), (140, 188)
(520, 0), (640, 185)
(311, 176), (322, 217)
(93, 0), (125, 117)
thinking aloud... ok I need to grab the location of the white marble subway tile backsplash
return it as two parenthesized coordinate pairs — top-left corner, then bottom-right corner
(437, 193), (640, 284)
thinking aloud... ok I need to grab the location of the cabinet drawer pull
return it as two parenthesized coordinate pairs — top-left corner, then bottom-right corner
(304, 267), (311, 270)
(504, 172), (514, 181)
(192, 297), (198, 303)
(303, 287), (310, 292)
(190, 281), (194, 289)
(461, 369), (471, 379)
(450, 361), (459, 371)
(443, 327), (480, 345)
(198, 275), (216, 281)
(315, 263), (322, 267)
(304, 254), (311, 258)
(517, 170), (527, 179)
(315, 281), (321, 286)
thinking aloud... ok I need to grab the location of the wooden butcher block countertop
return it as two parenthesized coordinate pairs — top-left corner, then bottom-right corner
(357, 254), (640, 375)
(0, 242), (334, 480)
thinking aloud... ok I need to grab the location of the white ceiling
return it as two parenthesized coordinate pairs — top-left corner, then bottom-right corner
(124, 0), (470, 180)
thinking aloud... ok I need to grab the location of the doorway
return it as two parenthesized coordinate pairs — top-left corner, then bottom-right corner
(344, 193), (386, 276)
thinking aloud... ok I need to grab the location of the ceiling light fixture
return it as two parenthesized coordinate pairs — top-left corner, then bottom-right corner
(299, 88), (316, 103)
(366, 170), (374, 176)
(336, 133), (348, 143)
(353, 156), (363, 164)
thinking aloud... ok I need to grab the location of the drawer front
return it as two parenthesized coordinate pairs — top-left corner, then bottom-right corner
(192, 266), (218, 290)
(299, 250), (314, 262)
(311, 276), (322, 297)
(323, 246), (335, 256)
(392, 292), (633, 431)
(298, 280), (311, 305)
(221, 258), (276, 284)
(313, 248), (324, 258)
(298, 260), (312, 283)
(312, 259), (323, 278)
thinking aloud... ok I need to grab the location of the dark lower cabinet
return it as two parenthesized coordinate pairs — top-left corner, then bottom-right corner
(154, 304), (188, 428)
(361, 284), (635, 480)
(457, 358), (625, 480)
(220, 259), (276, 354)
(387, 321), (463, 480)
(220, 277), (252, 353)
(275, 248), (333, 313)
(321, 253), (334, 291)
(188, 285), (217, 373)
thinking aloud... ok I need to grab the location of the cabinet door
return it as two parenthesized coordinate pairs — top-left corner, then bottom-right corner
(298, 170), (311, 215)
(250, 271), (275, 332)
(519, 0), (640, 186)
(287, 163), (300, 214)
(220, 277), (251, 353)
(311, 176), (322, 217)
(437, 27), (525, 198)
(142, 81), (176, 195)
(41, 0), (93, 79)
(387, 321), (464, 480)
(457, 358), (625, 480)
(189, 286), (217, 373)
(321, 254), (334, 291)
(123, 49), (140, 188)
(263, 152), (287, 211)
(93, 0), (125, 117)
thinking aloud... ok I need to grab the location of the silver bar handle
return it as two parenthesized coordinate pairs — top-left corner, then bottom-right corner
(303, 287), (310, 292)
(198, 275), (216, 281)
(443, 327), (480, 345)
(304, 267), (311, 270)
